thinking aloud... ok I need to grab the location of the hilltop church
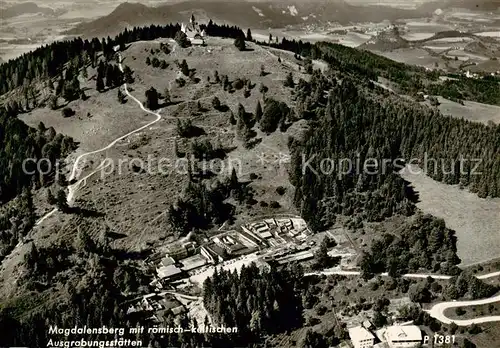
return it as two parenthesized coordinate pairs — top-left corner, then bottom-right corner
(181, 14), (206, 45)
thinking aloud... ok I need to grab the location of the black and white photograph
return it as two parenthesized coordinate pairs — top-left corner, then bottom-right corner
(0, 0), (499, 347)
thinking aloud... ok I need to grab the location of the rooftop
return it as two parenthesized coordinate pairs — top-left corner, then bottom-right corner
(348, 326), (375, 341)
(385, 325), (422, 342)
(161, 256), (175, 267)
(259, 231), (273, 239)
(179, 254), (207, 271)
(157, 265), (182, 279)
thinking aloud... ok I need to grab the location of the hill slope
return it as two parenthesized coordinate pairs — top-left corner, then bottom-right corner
(0, 2), (54, 19)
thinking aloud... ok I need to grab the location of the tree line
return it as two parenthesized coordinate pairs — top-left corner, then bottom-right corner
(203, 263), (304, 344)
(0, 21), (245, 97)
(288, 72), (500, 236)
(0, 109), (76, 204)
(360, 213), (461, 278)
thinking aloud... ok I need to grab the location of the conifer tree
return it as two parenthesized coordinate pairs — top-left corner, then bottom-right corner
(255, 100), (263, 122)
(96, 73), (105, 92)
(56, 189), (68, 212)
(284, 72), (294, 87)
(246, 28), (253, 41)
(49, 95), (58, 110)
(145, 87), (159, 110)
(117, 89), (125, 104)
(229, 111), (236, 125)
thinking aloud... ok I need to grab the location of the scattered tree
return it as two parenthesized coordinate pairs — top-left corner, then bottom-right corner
(62, 107), (75, 118)
(234, 37), (246, 51)
(180, 59), (189, 76)
(56, 189), (68, 212)
(117, 89), (126, 104)
(145, 87), (159, 110)
(284, 72), (295, 87)
(246, 28), (253, 41)
(212, 96), (221, 110)
(175, 30), (191, 48)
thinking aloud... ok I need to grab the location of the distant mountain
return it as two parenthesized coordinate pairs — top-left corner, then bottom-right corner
(66, 0), (428, 38)
(0, 2), (55, 19)
(417, 0), (500, 12)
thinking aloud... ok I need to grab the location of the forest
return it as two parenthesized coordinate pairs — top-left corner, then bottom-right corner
(0, 227), (149, 347)
(359, 213), (461, 278)
(203, 263), (304, 343)
(0, 108), (75, 262)
(289, 70), (500, 235)
(0, 109), (75, 203)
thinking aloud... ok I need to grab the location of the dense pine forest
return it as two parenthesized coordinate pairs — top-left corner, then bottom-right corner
(0, 109), (75, 203)
(360, 213), (461, 278)
(0, 227), (146, 347)
(288, 69), (500, 234)
(203, 263), (305, 344)
(0, 107), (75, 261)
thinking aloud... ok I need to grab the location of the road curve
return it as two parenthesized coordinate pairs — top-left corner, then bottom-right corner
(306, 270), (451, 279)
(306, 270), (500, 280)
(425, 293), (500, 326)
(36, 53), (163, 225)
(306, 269), (500, 325)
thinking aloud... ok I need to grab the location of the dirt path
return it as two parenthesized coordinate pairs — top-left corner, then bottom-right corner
(35, 53), (164, 226)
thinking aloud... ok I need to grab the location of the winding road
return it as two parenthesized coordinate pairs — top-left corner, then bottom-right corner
(36, 53), (163, 226)
(306, 269), (500, 325)
(425, 293), (500, 326)
(305, 270), (500, 280)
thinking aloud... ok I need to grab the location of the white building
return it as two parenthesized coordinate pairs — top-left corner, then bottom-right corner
(349, 326), (375, 348)
(156, 264), (182, 279)
(384, 325), (422, 348)
(181, 14), (206, 45)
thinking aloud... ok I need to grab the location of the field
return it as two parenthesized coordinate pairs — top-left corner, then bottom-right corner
(437, 97), (500, 124)
(399, 165), (500, 266)
(378, 47), (441, 68)
(0, 14), (77, 61)
(401, 32), (435, 41)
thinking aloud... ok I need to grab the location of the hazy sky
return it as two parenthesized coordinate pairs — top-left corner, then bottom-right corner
(345, 0), (434, 8)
